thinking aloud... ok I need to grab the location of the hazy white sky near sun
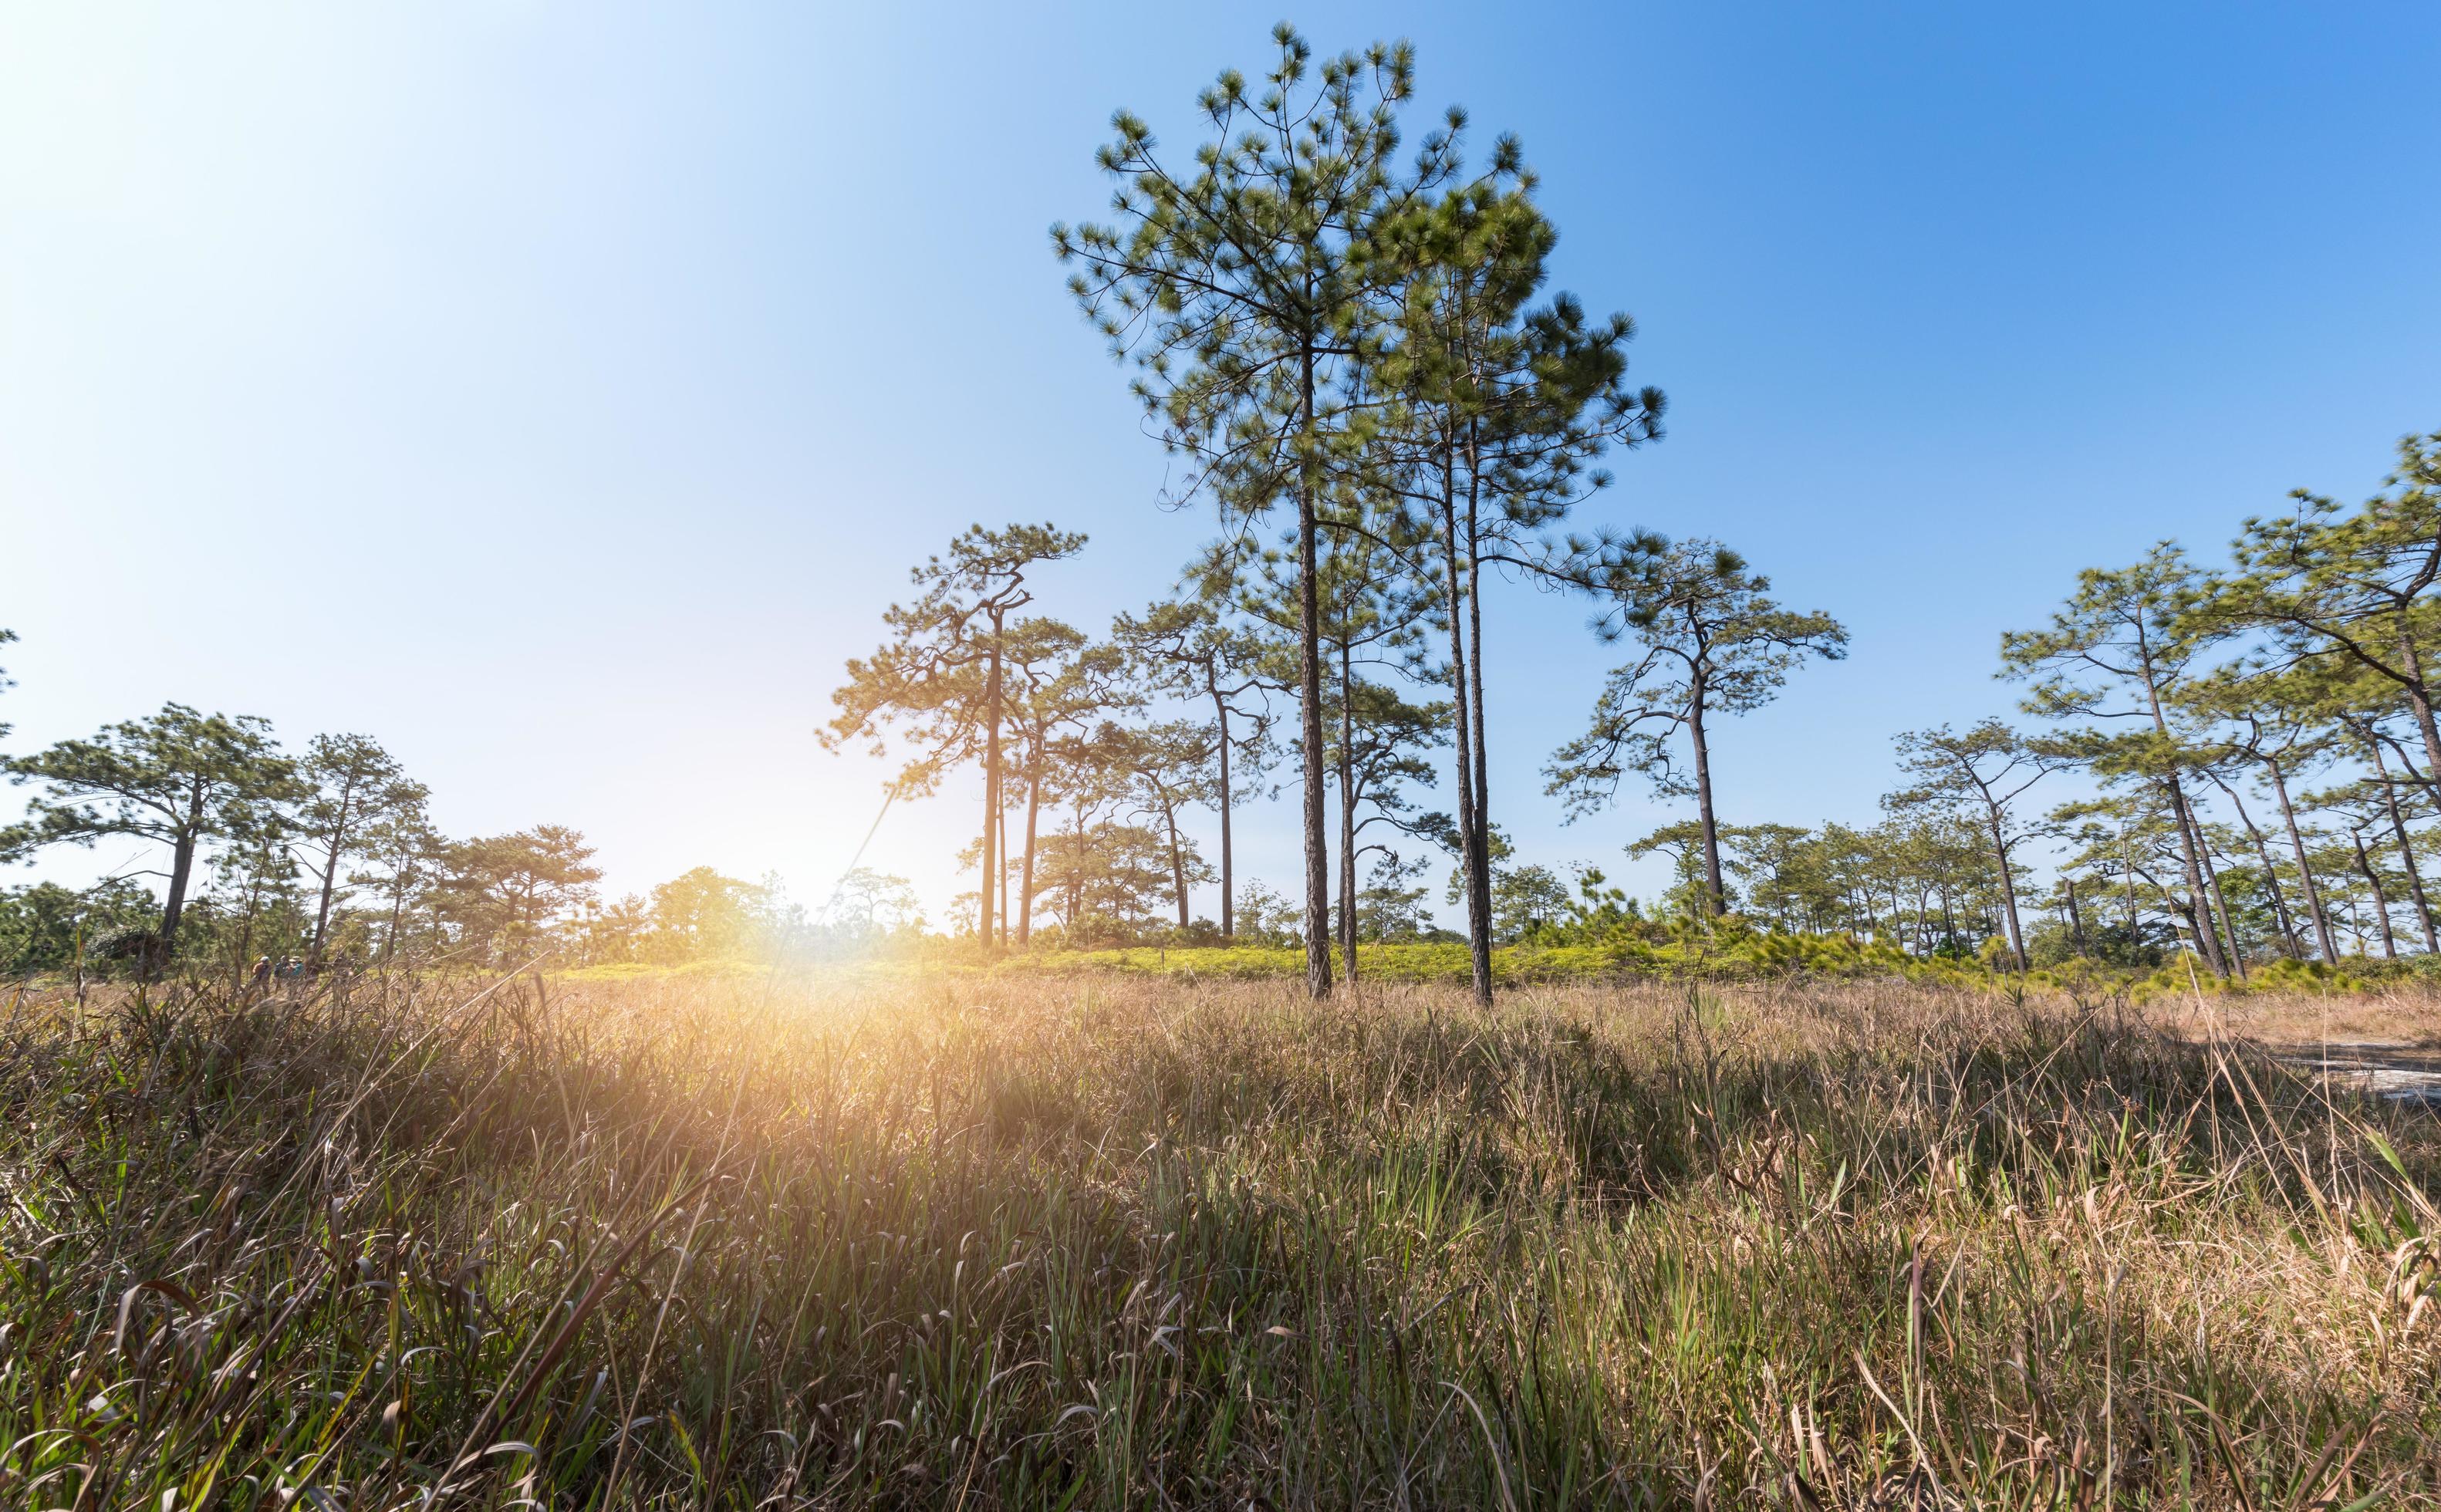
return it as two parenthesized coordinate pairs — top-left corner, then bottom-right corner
(4, 2), (2439, 925)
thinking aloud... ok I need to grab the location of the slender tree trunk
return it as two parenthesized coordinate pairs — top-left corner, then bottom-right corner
(980, 623), (1003, 949)
(1297, 343), (1332, 999)
(1986, 810), (2026, 970)
(1017, 737), (1043, 947)
(1462, 441), (1494, 978)
(1437, 468), (1492, 1005)
(2200, 836), (2247, 979)
(152, 778), (207, 979)
(2066, 876), (2088, 953)
(2164, 778), (2227, 977)
(2180, 791), (2247, 977)
(2248, 822), (2299, 958)
(2136, 653), (2226, 977)
(998, 802), (1010, 950)
(2267, 758), (2338, 962)
(311, 831), (344, 958)
(2394, 622), (2441, 800)
(2216, 780), (2299, 957)
(1687, 691), (1726, 916)
(2162, 887), (2211, 962)
(1163, 794), (1189, 930)
(1214, 690), (1234, 943)
(310, 781), (353, 960)
(1065, 816), (1085, 934)
(383, 871), (410, 965)
(2368, 740), (2439, 951)
(1337, 637), (1358, 984)
(2353, 832), (2399, 959)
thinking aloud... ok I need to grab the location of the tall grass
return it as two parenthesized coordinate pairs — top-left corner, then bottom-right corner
(5, 967), (2437, 1507)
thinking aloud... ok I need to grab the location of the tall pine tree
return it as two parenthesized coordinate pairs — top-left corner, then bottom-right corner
(1057, 25), (1458, 997)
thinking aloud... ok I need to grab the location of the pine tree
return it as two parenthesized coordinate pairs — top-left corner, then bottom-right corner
(1884, 721), (2062, 970)
(824, 524), (1086, 946)
(1223, 491), (1438, 978)
(1111, 597), (1275, 940)
(2210, 430), (2441, 793)
(1056, 25), (1459, 997)
(5, 704), (299, 975)
(437, 826), (603, 960)
(2002, 544), (2237, 977)
(292, 733), (429, 962)
(999, 619), (1129, 946)
(1548, 540), (1847, 916)
(1370, 141), (1663, 1002)
(1095, 718), (1224, 932)
(2173, 667), (2342, 961)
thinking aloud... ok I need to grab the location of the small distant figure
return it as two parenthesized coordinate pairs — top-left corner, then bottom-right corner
(251, 955), (272, 990)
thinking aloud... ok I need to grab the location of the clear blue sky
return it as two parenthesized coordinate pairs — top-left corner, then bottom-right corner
(5, 3), (2437, 923)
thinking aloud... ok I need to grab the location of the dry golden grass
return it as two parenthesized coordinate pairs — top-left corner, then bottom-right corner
(5, 967), (2439, 1507)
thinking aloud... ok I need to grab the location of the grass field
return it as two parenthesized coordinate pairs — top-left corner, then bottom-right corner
(6, 967), (2439, 1508)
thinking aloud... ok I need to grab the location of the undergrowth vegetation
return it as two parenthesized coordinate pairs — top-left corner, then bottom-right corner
(5, 970), (2439, 1507)
(981, 935), (2391, 1003)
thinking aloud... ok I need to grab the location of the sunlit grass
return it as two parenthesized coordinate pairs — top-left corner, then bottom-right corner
(5, 968), (2438, 1507)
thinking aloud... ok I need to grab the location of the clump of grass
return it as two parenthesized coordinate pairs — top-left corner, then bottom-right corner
(5, 969), (2437, 1507)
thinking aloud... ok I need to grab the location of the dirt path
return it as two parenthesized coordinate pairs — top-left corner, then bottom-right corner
(2270, 1041), (2441, 1108)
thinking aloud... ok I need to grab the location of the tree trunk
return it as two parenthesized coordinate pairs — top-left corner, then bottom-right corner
(1461, 432), (1494, 980)
(309, 777), (354, 960)
(1297, 343), (1332, 999)
(2065, 876), (2088, 953)
(1214, 690), (1234, 943)
(2198, 835), (2247, 979)
(2267, 758), (2338, 962)
(2394, 621), (2441, 799)
(1337, 636), (1358, 984)
(384, 876), (408, 965)
(2181, 797), (2248, 977)
(1438, 469), (1493, 1005)
(2353, 832), (2399, 959)
(311, 830), (344, 959)
(2247, 822), (2300, 958)
(2369, 740), (2439, 951)
(2136, 653), (2226, 977)
(2216, 780), (2300, 958)
(1017, 737), (1044, 946)
(1687, 690), (1726, 916)
(980, 622), (1002, 949)
(2164, 778), (2227, 977)
(1163, 794), (1189, 930)
(1986, 810), (2026, 970)
(153, 777), (207, 979)
(2165, 889), (2212, 962)
(1064, 814), (1086, 934)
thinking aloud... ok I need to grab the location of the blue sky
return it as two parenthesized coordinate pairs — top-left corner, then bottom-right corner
(5, 2), (2438, 923)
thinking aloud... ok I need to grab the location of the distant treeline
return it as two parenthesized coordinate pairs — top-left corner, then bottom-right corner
(0, 689), (922, 979)
(822, 420), (2441, 985)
